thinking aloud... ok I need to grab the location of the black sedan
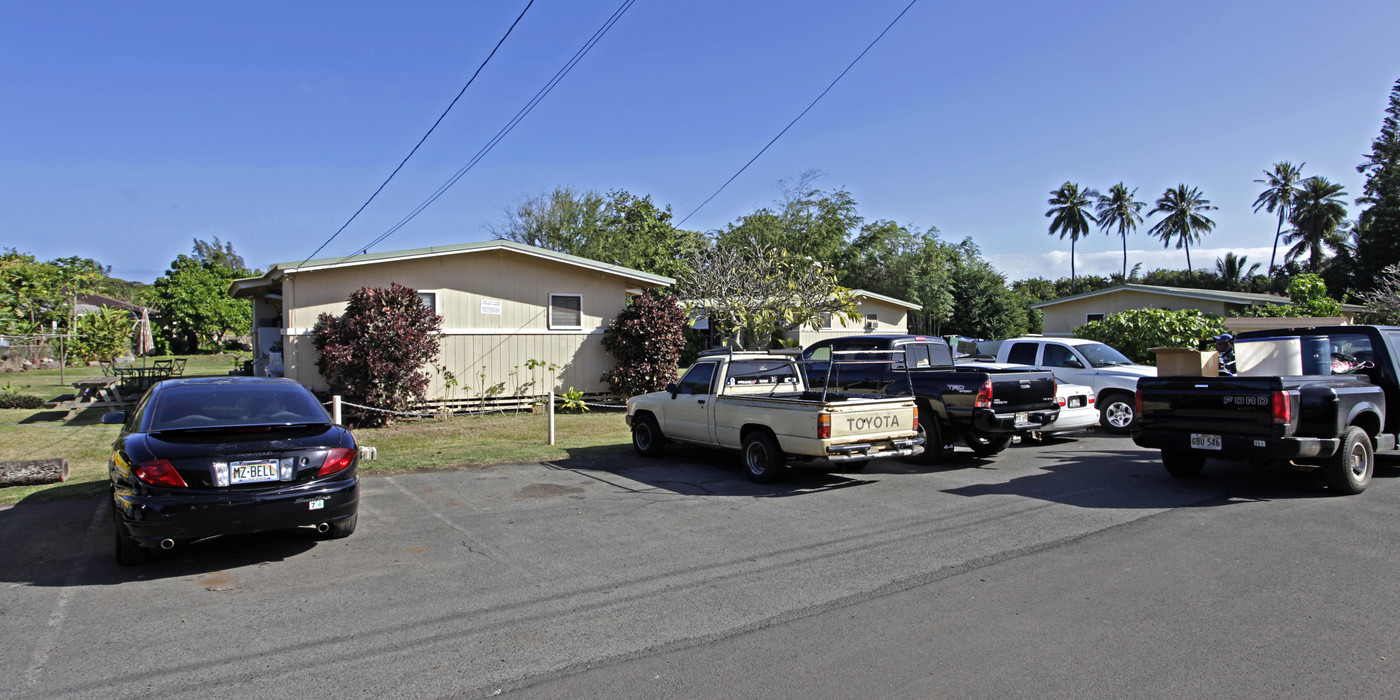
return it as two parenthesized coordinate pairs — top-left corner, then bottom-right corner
(105, 377), (359, 565)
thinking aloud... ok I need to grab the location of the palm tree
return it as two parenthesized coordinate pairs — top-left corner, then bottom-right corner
(1095, 183), (1145, 280)
(1045, 182), (1099, 288)
(1215, 252), (1261, 289)
(1148, 184), (1217, 276)
(1253, 161), (1305, 276)
(1284, 176), (1349, 273)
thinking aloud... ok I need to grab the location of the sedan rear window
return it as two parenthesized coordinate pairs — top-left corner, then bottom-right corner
(149, 384), (330, 430)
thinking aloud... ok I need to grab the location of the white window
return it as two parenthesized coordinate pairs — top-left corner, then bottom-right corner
(418, 291), (438, 313)
(549, 294), (583, 329)
(820, 313), (833, 329)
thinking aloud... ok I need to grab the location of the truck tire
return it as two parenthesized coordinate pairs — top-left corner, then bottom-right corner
(904, 414), (947, 465)
(1323, 426), (1373, 495)
(965, 433), (1013, 457)
(1099, 392), (1136, 434)
(1161, 449), (1205, 477)
(631, 414), (666, 457)
(742, 431), (786, 483)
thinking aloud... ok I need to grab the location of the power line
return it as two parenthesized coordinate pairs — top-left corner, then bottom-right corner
(334, 0), (636, 264)
(677, 0), (920, 227)
(297, 1), (536, 268)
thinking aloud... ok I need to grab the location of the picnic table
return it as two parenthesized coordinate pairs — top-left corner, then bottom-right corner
(65, 376), (124, 421)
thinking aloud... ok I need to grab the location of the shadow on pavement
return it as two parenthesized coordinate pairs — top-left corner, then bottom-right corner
(544, 444), (879, 497)
(0, 495), (324, 587)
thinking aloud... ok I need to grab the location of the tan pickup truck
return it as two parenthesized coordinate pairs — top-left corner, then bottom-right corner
(626, 349), (924, 482)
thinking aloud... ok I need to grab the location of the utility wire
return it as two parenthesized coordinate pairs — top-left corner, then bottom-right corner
(296, 0), (535, 268)
(335, 0), (636, 263)
(678, 0), (919, 227)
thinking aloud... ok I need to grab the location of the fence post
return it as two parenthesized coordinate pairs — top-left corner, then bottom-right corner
(332, 395), (342, 424)
(547, 389), (555, 445)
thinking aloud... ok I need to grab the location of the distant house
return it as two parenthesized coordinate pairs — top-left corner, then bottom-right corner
(228, 240), (673, 402)
(781, 289), (920, 346)
(1030, 284), (1363, 336)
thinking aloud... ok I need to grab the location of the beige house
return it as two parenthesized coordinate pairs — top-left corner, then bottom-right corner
(229, 240), (673, 403)
(1031, 283), (1362, 336)
(781, 289), (919, 346)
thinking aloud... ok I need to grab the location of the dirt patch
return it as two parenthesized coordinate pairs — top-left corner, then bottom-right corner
(513, 483), (586, 499)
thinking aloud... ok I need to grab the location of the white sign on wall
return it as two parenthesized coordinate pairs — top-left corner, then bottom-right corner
(480, 299), (503, 315)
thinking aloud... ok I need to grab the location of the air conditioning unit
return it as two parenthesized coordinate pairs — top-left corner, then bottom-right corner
(864, 321), (878, 332)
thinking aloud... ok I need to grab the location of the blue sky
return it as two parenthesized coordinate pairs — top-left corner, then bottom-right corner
(3, 1), (1398, 284)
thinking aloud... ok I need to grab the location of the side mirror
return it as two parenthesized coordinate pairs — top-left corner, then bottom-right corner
(101, 411), (127, 425)
(665, 383), (678, 397)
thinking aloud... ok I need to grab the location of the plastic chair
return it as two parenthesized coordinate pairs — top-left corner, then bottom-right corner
(171, 358), (187, 377)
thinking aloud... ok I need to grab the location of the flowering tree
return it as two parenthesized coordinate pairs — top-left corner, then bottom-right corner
(600, 292), (687, 397)
(312, 282), (442, 426)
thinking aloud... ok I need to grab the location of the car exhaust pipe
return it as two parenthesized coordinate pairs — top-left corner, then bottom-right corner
(316, 523), (330, 534)
(160, 539), (176, 550)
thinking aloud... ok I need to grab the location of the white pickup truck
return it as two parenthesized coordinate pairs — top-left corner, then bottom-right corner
(626, 350), (924, 482)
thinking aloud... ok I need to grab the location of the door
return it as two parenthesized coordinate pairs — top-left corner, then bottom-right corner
(1040, 342), (1093, 386)
(666, 361), (718, 443)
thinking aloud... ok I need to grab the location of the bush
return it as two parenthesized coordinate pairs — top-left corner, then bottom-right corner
(600, 292), (687, 397)
(312, 282), (443, 427)
(1075, 308), (1226, 364)
(69, 308), (132, 363)
(0, 386), (44, 409)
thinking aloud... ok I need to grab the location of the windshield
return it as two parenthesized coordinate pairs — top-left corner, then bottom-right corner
(148, 384), (330, 430)
(1077, 342), (1134, 368)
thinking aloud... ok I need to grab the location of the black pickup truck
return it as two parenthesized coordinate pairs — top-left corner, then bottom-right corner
(1132, 325), (1400, 494)
(802, 335), (1059, 462)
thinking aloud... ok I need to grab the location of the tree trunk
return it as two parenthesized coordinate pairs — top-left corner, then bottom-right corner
(0, 459), (70, 487)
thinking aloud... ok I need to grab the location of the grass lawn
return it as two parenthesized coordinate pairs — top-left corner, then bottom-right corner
(1, 361), (633, 506)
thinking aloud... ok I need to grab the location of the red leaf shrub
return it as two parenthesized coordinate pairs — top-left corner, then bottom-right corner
(312, 282), (443, 426)
(601, 293), (687, 397)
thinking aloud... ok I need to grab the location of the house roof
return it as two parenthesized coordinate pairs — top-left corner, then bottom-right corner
(851, 289), (922, 310)
(1029, 284), (1296, 309)
(75, 293), (151, 315)
(230, 240), (674, 298)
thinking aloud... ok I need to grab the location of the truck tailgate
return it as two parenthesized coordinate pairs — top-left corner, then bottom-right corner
(1137, 376), (1285, 438)
(960, 369), (1058, 413)
(826, 399), (918, 441)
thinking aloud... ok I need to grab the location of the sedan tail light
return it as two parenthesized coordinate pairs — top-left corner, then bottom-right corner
(136, 459), (188, 488)
(317, 448), (356, 477)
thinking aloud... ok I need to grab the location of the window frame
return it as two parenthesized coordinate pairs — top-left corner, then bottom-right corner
(417, 290), (440, 315)
(548, 293), (584, 330)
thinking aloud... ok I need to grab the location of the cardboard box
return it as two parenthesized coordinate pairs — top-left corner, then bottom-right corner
(1150, 348), (1220, 377)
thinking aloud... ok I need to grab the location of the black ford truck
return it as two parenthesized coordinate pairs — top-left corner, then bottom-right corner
(802, 335), (1059, 462)
(1132, 325), (1400, 494)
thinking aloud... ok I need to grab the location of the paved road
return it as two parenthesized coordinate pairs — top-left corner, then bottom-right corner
(3, 432), (1397, 698)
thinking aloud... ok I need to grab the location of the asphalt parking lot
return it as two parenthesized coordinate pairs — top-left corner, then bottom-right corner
(3, 431), (1398, 698)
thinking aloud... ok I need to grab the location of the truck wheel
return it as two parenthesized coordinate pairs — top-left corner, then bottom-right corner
(1099, 392), (1136, 434)
(631, 414), (666, 457)
(1161, 449), (1205, 477)
(1323, 426), (1373, 495)
(965, 433), (1013, 456)
(905, 414), (949, 465)
(742, 432), (786, 483)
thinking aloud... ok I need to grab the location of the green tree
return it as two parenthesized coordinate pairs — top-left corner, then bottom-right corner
(1253, 161), (1306, 276)
(840, 222), (955, 335)
(1148, 184), (1217, 277)
(717, 172), (861, 268)
(1214, 252), (1260, 290)
(942, 240), (1028, 339)
(1075, 308), (1225, 364)
(192, 236), (248, 272)
(1283, 176), (1349, 274)
(491, 187), (606, 254)
(1095, 183), (1145, 279)
(676, 241), (858, 350)
(1045, 182), (1099, 288)
(581, 190), (705, 280)
(152, 249), (253, 353)
(1352, 79), (1400, 291)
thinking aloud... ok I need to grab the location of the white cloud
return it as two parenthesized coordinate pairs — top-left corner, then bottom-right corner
(987, 247), (1276, 282)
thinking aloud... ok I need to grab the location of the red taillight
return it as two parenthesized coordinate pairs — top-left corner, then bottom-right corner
(135, 459), (187, 488)
(974, 379), (993, 409)
(1134, 388), (1143, 417)
(317, 447), (356, 477)
(1057, 396), (1067, 406)
(818, 414), (831, 439)
(1088, 395), (1095, 405)
(1271, 389), (1291, 425)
